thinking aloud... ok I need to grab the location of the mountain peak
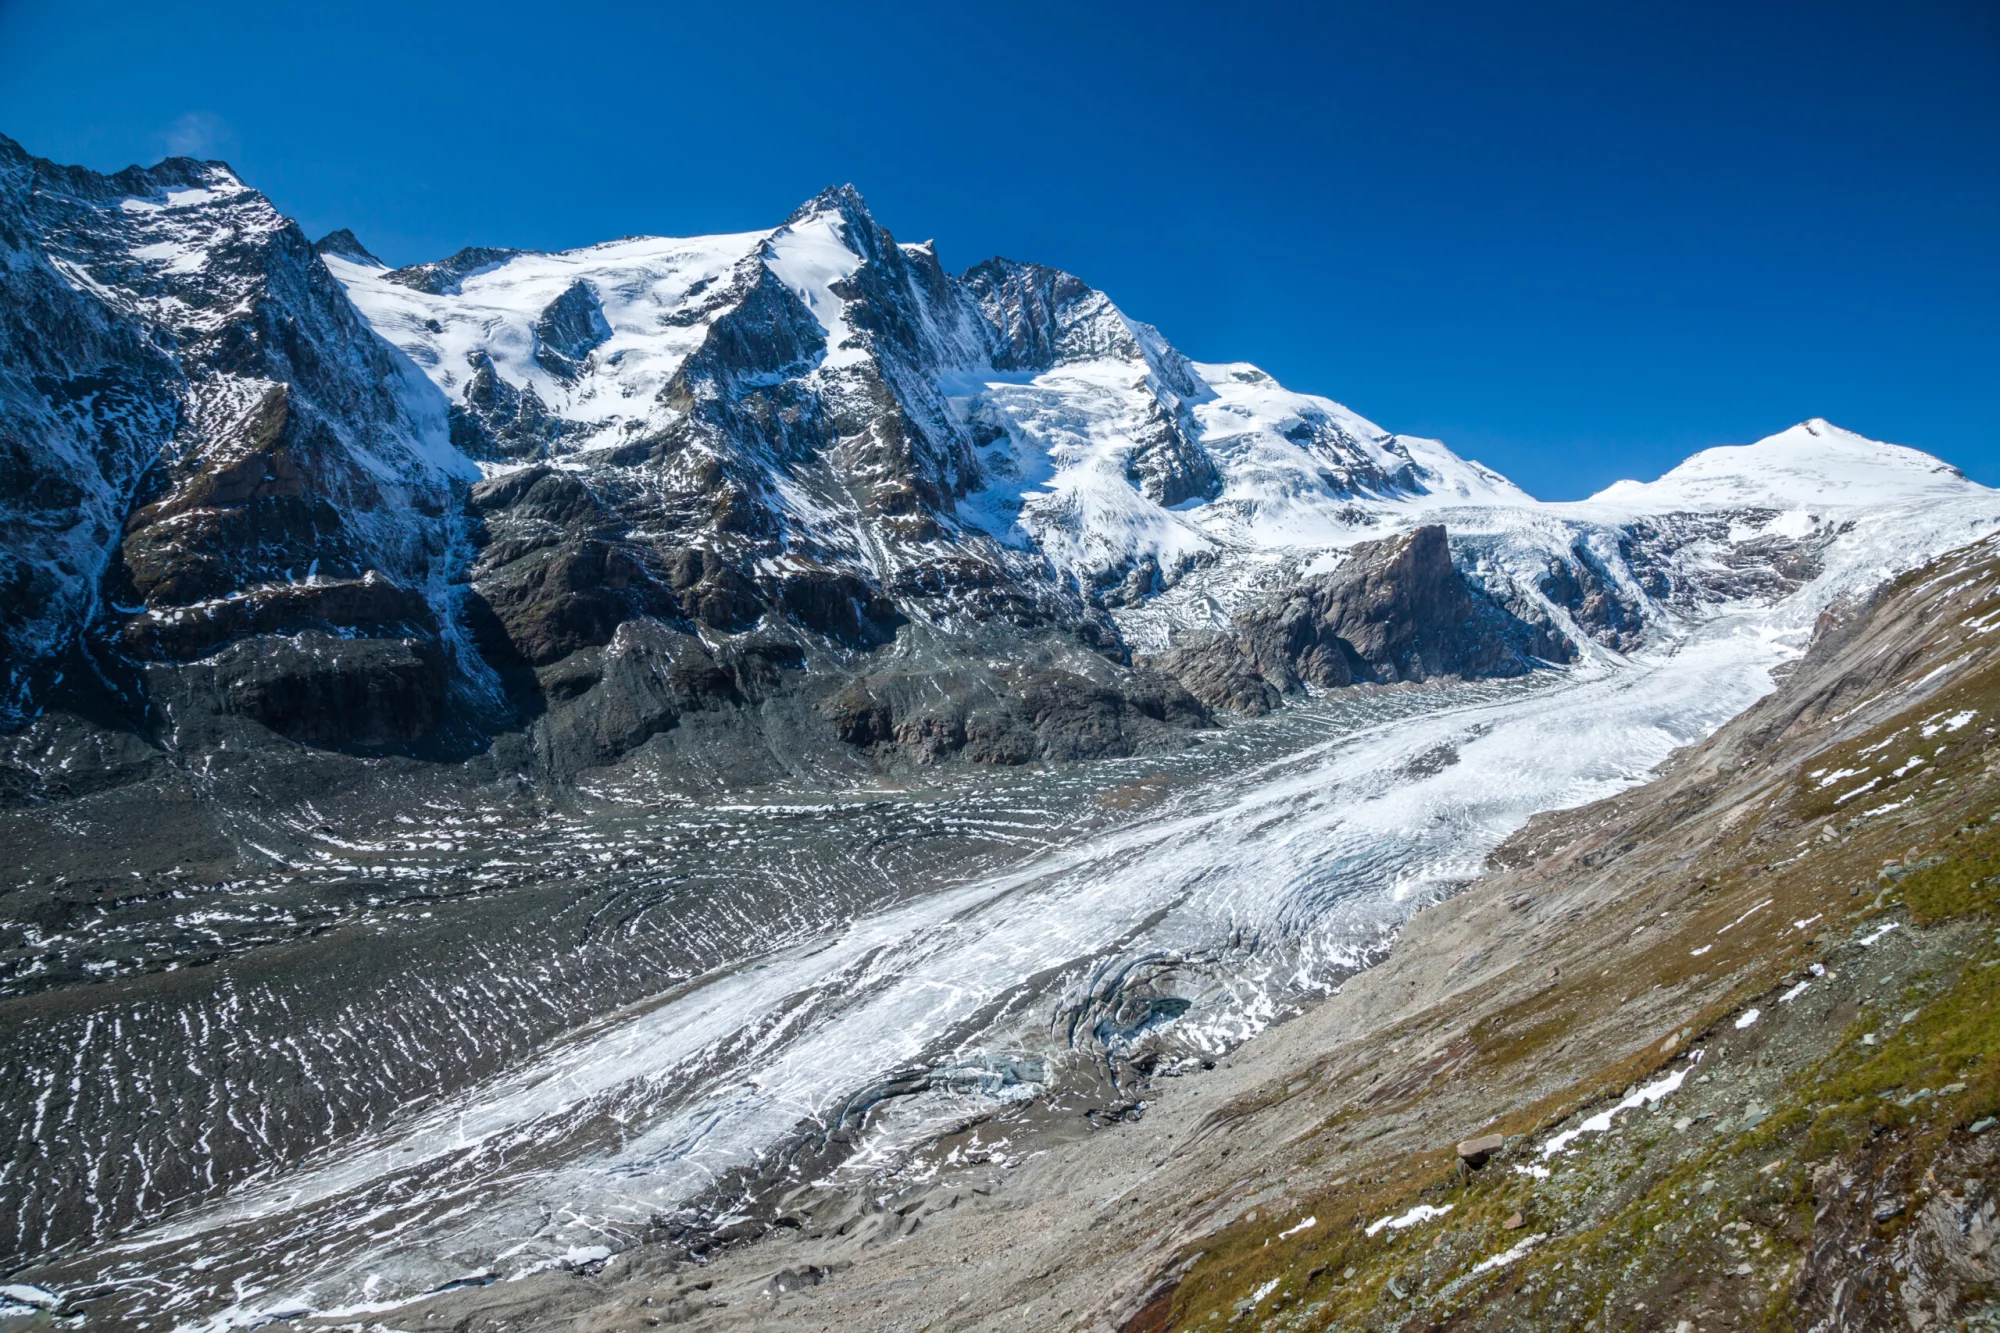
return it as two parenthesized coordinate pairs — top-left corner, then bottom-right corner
(1743, 419), (1965, 478)
(1587, 420), (1980, 510)
(314, 228), (383, 267)
(784, 183), (874, 230)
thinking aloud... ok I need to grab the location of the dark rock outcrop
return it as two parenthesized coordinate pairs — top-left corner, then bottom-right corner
(1150, 525), (1573, 714)
(383, 244), (527, 296)
(529, 619), (807, 777)
(172, 633), (449, 749)
(0, 132), (469, 756)
(1536, 536), (1649, 653)
(531, 280), (610, 381)
(824, 650), (1212, 766)
(451, 351), (569, 459)
(312, 228), (381, 266)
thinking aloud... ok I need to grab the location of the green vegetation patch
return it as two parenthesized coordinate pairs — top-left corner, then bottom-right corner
(1902, 813), (2000, 925)
(1799, 930), (2000, 1164)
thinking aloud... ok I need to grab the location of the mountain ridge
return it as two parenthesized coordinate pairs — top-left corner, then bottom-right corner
(3, 133), (1996, 815)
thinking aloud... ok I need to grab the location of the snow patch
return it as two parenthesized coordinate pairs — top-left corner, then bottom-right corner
(1365, 1203), (1454, 1236)
(1471, 1233), (1547, 1274)
(1540, 1058), (1698, 1157)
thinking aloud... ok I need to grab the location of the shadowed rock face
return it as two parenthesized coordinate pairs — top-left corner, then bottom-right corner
(532, 280), (611, 381)
(1148, 525), (1574, 714)
(163, 633), (449, 748)
(0, 132), (467, 755)
(960, 258), (1095, 373)
(823, 650), (1212, 767)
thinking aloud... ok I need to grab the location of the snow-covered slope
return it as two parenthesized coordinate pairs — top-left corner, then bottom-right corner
(324, 231), (774, 458)
(1589, 418), (1972, 512)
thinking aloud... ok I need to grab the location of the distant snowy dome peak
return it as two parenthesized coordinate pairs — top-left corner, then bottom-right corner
(1587, 418), (1972, 512)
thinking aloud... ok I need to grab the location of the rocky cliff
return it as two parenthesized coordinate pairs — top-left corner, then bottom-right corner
(1148, 525), (1572, 714)
(0, 134), (470, 757)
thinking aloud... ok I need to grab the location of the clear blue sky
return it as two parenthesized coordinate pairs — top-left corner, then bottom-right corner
(3, 0), (1995, 498)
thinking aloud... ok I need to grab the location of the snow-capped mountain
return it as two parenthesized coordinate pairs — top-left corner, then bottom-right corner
(2, 132), (1995, 789)
(0, 133), (471, 750)
(1587, 418), (1974, 512)
(324, 184), (1999, 682)
(323, 194), (1534, 629)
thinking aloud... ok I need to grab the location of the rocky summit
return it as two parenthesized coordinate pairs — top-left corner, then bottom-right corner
(1, 135), (1997, 1333)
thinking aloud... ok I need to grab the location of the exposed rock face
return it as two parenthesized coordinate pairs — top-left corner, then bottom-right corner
(824, 648), (1210, 766)
(164, 632), (449, 749)
(452, 350), (569, 460)
(0, 133), (469, 751)
(531, 279), (610, 381)
(1527, 512), (1832, 654)
(311, 228), (380, 266)
(528, 618), (808, 777)
(383, 244), (527, 295)
(1149, 525), (1573, 713)
(1535, 535), (1651, 653)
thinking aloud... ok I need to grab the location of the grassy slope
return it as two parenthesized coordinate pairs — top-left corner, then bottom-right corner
(1147, 534), (2000, 1332)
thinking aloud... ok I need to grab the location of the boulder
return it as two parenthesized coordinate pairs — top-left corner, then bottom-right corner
(1457, 1133), (1506, 1169)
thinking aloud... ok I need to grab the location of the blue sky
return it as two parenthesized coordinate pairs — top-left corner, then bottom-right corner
(2, 0), (1995, 498)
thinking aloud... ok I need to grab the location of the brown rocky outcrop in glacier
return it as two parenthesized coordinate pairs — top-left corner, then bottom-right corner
(1149, 525), (1572, 715)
